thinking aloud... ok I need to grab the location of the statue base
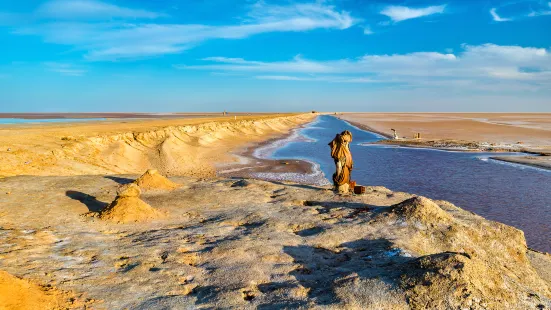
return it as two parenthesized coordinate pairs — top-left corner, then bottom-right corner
(335, 183), (350, 194)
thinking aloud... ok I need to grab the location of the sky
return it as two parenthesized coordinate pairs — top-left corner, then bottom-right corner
(1, 0), (550, 112)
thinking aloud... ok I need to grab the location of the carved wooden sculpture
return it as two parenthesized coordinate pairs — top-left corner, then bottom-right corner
(328, 130), (354, 193)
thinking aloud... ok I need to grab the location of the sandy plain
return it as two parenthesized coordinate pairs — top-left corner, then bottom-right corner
(339, 113), (551, 170)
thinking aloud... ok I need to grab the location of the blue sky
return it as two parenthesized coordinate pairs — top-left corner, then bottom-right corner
(1, 0), (550, 112)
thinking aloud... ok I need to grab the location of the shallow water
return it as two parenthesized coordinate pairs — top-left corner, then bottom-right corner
(270, 115), (551, 253)
(0, 118), (109, 124)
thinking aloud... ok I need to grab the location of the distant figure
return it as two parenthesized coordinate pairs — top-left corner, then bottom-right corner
(391, 128), (398, 139)
(328, 130), (354, 193)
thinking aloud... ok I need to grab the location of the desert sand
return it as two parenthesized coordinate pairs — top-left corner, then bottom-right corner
(0, 173), (550, 309)
(1, 113), (550, 309)
(0, 113), (314, 178)
(339, 113), (551, 169)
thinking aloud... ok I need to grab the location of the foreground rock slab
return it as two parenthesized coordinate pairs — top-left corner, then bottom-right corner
(0, 175), (550, 309)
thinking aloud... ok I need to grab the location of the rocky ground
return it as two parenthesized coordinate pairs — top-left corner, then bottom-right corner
(1, 172), (550, 309)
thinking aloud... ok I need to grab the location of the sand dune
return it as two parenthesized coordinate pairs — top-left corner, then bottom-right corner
(0, 114), (314, 177)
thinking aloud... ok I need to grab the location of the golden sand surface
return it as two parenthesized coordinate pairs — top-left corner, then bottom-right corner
(339, 113), (551, 151)
(0, 174), (550, 308)
(0, 113), (314, 177)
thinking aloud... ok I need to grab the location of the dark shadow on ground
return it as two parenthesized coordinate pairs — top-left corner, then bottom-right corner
(283, 238), (411, 306)
(295, 226), (325, 237)
(228, 177), (325, 191)
(104, 175), (134, 185)
(66, 190), (108, 212)
(302, 200), (374, 209)
(268, 180), (327, 191)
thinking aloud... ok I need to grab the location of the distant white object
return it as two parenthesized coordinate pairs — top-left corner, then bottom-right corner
(234, 116), (237, 120)
(391, 128), (399, 139)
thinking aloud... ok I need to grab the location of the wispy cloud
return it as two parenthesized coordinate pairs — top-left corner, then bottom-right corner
(14, 1), (358, 61)
(246, 1), (357, 30)
(36, 0), (163, 20)
(380, 5), (446, 22)
(362, 26), (374, 35)
(255, 75), (382, 83)
(177, 44), (551, 91)
(44, 62), (87, 76)
(527, 4), (551, 17)
(490, 8), (512, 22)
(492, 1), (551, 21)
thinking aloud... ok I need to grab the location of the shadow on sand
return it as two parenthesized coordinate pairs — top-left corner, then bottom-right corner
(104, 175), (135, 185)
(66, 190), (108, 212)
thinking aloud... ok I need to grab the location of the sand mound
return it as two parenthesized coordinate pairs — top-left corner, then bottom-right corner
(134, 169), (180, 191)
(99, 184), (163, 223)
(0, 270), (74, 310)
(389, 196), (453, 225)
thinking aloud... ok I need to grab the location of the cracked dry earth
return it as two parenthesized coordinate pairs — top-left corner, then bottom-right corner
(1, 175), (550, 309)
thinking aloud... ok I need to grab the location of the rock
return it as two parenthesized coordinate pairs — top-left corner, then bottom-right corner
(389, 196), (453, 225)
(400, 251), (546, 309)
(231, 179), (252, 187)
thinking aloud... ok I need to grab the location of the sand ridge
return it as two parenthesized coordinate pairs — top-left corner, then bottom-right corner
(0, 113), (315, 178)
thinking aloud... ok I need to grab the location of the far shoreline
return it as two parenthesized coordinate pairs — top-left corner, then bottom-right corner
(339, 116), (551, 172)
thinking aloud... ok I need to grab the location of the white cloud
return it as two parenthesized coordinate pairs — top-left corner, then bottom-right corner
(493, 2), (551, 21)
(380, 5), (446, 22)
(178, 44), (551, 91)
(36, 0), (162, 20)
(44, 62), (87, 76)
(362, 26), (374, 35)
(15, 1), (358, 61)
(246, 1), (356, 30)
(490, 8), (512, 22)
